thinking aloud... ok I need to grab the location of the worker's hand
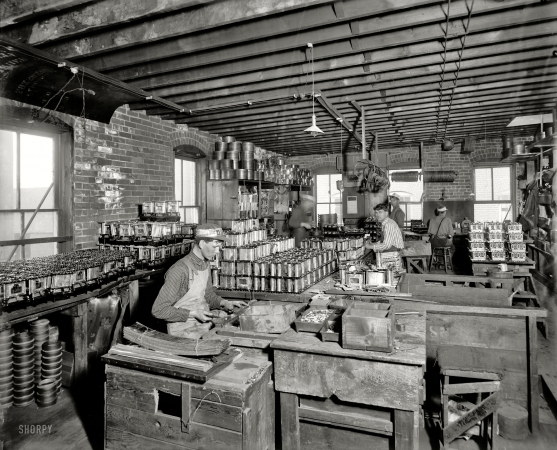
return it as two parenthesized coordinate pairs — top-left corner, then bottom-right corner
(220, 300), (248, 311)
(364, 242), (375, 250)
(189, 310), (213, 323)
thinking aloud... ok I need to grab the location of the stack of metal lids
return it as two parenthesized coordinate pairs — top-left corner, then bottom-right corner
(12, 331), (34, 407)
(209, 160), (221, 170)
(0, 329), (14, 408)
(253, 171), (260, 181)
(209, 170), (222, 180)
(219, 159), (233, 169)
(213, 150), (226, 160)
(42, 341), (62, 397)
(29, 319), (50, 385)
(36, 377), (58, 408)
(222, 136), (236, 143)
(240, 160), (255, 170)
(237, 169), (248, 180)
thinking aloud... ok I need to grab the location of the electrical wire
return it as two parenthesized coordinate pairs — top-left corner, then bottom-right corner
(433, 0), (452, 139)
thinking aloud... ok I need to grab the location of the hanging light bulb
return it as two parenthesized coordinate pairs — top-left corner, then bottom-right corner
(304, 43), (324, 137)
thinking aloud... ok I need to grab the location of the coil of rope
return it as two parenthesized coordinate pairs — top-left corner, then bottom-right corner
(354, 160), (390, 193)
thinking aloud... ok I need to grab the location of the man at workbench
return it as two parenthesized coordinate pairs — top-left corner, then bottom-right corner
(152, 223), (247, 338)
(364, 203), (404, 260)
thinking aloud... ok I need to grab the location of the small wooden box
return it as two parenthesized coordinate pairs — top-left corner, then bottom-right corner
(239, 304), (295, 334)
(105, 355), (274, 450)
(342, 302), (394, 352)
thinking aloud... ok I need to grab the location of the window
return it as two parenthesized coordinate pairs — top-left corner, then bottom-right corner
(175, 157), (200, 223)
(316, 173), (342, 223)
(473, 166), (513, 222)
(0, 127), (70, 262)
(388, 169), (424, 224)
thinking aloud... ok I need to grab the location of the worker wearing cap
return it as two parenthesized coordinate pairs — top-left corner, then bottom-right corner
(152, 223), (247, 338)
(427, 205), (454, 249)
(288, 193), (316, 247)
(389, 193), (405, 230)
(364, 203), (405, 253)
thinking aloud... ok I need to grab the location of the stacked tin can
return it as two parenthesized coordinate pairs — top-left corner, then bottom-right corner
(36, 378), (58, 408)
(302, 237), (365, 262)
(209, 137), (265, 181)
(0, 329), (14, 408)
(29, 319), (50, 385)
(12, 331), (35, 407)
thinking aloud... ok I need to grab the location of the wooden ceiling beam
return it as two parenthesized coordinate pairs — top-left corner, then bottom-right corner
(33, 0), (444, 63)
(0, 0), (97, 28)
(138, 37), (554, 101)
(171, 83), (556, 130)
(122, 9), (556, 91)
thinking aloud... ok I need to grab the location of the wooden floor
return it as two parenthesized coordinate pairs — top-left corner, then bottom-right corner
(1, 279), (556, 450)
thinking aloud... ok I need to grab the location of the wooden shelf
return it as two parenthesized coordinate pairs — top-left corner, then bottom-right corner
(500, 153), (540, 163)
(527, 135), (557, 151)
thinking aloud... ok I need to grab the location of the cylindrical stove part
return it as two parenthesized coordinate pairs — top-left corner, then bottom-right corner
(240, 160), (255, 170)
(209, 160), (220, 170)
(221, 169), (236, 179)
(209, 170), (222, 180)
(227, 142), (242, 152)
(219, 159), (233, 169)
(246, 170), (254, 180)
(214, 141), (228, 152)
(213, 150), (226, 160)
(226, 151), (241, 160)
(237, 169), (248, 180)
(230, 160), (239, 170)
(222, 136), (236, 143)
(242, 142), (255, 151)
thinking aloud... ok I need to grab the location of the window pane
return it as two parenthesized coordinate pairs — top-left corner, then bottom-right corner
(24, 242), (57, 260)
(474, 203), (512, 223)
(0, 213), (21, 240)
(316, 175), (330, 203)
(0, 246), (22, 262)
(181, 206), (200, 224)
(20, 134), (55, 209)
(0, 130), (18, 209)
(23, 212), (58, 240)
(181, 160), (196, 206)
(331, 203), (343, 223)
(475, 168), (492, 201)
(316, 204), (330, 216)
(389, 169), (423, 202)
(174, 159), (182, 202)
(330, 174), (342, 203)
(406, 204), (423, 222)
(492, 167), (511, 200)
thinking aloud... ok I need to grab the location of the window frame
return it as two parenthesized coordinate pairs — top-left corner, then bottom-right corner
(387, 168), (424, 226)
(472, 163), (515, 222)
(314, 172), (343, 224)
(174, 154), (203, 223)
(0, 122), (73, 261)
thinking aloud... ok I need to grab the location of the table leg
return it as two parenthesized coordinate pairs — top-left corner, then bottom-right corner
(280, 392), (300, 450)
(72, 302), (88, 387)
(527, 315), (539, 433)
(394, 409), (416, 450)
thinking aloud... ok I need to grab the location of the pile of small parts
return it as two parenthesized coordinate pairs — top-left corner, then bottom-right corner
(300, 310), (332, 323)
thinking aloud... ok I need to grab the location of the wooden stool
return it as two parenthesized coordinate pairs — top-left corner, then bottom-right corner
(438, 347), (502, 449)
(403, 256), (429, 274)
(429, 246), (452, 273)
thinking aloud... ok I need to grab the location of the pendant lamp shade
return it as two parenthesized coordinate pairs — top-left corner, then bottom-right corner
(304, 114), (324, 137)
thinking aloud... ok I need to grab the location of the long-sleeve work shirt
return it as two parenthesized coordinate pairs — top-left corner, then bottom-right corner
(369, 217), (404, 252)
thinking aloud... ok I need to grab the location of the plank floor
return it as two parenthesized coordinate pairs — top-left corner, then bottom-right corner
(1, 279), (555, 450)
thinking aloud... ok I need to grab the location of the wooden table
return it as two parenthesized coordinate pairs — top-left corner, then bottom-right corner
(271, 315), (426, 450)
(471, 257), (536, 275)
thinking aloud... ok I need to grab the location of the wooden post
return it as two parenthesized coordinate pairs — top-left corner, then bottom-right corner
(71, 302), (88, 388)
(362, 105), (366, 160)
(280, 392), (300, 450)
(551, 104), (557, 291)
(394, 409), (415, 450)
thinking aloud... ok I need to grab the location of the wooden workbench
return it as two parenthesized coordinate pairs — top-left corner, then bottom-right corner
(271, 314), (426, 450)
(471, 257), (536, 275)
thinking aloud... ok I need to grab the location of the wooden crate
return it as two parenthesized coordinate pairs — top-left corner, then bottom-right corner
(342, 302), (394, 352)
(104, 355), (274, 450)
(239, 304), (296, 334)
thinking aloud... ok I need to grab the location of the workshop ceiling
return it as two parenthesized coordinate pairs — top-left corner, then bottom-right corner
(1, 0), (556, 156)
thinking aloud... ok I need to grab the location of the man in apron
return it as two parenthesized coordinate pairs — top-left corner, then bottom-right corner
(364, 203), (404, 268)
(152, 223), (247, 338)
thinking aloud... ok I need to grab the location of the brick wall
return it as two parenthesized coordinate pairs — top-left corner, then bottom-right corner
(289, 136), (533, 202)
(1, 99), (221, 250)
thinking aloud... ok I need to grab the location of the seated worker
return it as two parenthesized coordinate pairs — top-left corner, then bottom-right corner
(152, 223), (247, 338)
(389, 192), (405, 231)
(288, 193), (316, 247)
(364, 203), (404, 253)
(427, 205), (454, 249)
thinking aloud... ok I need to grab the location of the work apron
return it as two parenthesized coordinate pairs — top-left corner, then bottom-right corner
(167, 259), (212, 339)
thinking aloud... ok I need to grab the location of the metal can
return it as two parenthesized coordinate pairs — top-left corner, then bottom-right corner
(276, 262), (282, 277)
(212, 269), (219, 287)
(269, 278), (277, 292)
(260, 262), (268, 277)
(286, 263), (294, 278)
(260, 277), (267, 292)
(253, 277), (260, 291)
(276, 278), (284, 292)
(270, 262), (277, 277)
(287, 278), (294, 293)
